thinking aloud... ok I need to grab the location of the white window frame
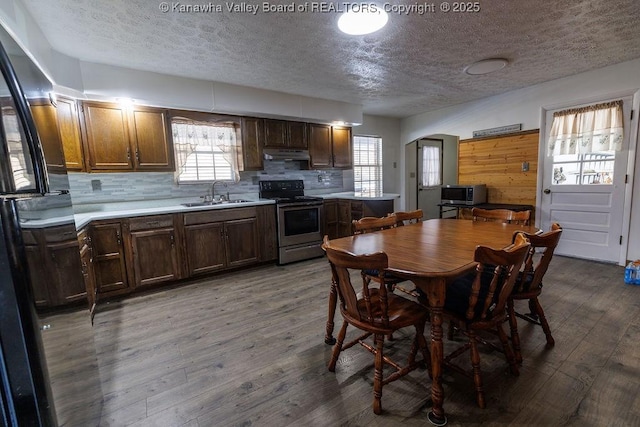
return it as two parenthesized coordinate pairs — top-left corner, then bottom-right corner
(353, 135), (383, 196)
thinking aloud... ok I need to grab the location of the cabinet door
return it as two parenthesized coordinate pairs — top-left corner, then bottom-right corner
(56, 97), (85, 171)
(240, 117), (264, 170)
(80, 243), (97, 316)
(309, 123), (332, 168)
(81, 102), (133, 170)
(288, 121), (308, 149)
(332, 126), (352, 168)
(29, 99), (66, 172)
(24, 244), (50, 307)
(256, 205), (277, 262)
(225, 218), (259, 268)
(92, 222), (129, 294)
(129, 107), (174, 171)
(264, 119), (287, 148)
(337, 200), (352, 237)
(323, 200), (339, 240)
(48, 239), (87, 305)
(130, 228), (180, 287)
(184, 222), (226, 276)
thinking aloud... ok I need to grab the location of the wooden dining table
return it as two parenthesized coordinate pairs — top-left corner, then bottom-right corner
(324, 218), (539, 426)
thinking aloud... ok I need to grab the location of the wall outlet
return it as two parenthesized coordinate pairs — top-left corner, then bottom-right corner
(91, 179), (102, 191)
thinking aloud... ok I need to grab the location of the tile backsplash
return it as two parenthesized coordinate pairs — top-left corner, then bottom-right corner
(68, 160), (349, 205)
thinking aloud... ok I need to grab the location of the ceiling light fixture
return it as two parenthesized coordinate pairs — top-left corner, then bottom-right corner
(464, 58), (509, 75)
(338, 7), (388, 35)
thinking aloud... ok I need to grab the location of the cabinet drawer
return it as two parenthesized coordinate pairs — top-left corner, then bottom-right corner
(43, 224), (78, 243)
(128, 215), (174, 231)
(184, 207), (257, 226)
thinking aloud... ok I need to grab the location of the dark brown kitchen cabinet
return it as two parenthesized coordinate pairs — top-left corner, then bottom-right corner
(91, 221), (130, 296)
(331, 126), (352, 168)
(23, 230), (51, 307)
(129, 106), (174, 170)
(183, 207), (259, 276)
(309, 124), (352, 169)
(240, 117), (264, 170)
(78, 226), (97, 317)
(22, 224), (87, 308)
(79, 101), (173, 172)
(264, 119), (308, 149)
(126, 215), (181, 288)
(287, 121), (308, 149)
(56, 96), (85, 171)
(29, 98), (66, 172)
(337, 200), (352, 237)
(256, 204), (277, 262)
(323, 199), (339, 240)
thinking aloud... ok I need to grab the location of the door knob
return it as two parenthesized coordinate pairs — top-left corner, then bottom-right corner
(543, 188), (551, 194)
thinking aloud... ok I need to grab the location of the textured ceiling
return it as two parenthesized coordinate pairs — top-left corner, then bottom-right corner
(21, 0), (640, 118)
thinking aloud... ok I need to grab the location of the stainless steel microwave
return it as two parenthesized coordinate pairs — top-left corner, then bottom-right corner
(441, 184), (487, 205)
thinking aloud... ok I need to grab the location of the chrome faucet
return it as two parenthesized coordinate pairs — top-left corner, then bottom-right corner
(211, 181), (228, 201)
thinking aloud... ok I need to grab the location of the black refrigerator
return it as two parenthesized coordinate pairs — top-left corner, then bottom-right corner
(0, 24), (101, 426)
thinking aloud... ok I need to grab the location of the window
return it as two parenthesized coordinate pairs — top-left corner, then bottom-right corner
(172, 118), (240, 183)
(353, 135), (382, 197)
(421, 145), (442, 187)
(547, 100), (623, 186)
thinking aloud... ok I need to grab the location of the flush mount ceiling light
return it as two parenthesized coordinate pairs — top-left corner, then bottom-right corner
(338, 7), (388, 35)
(464, 58), (509, 75)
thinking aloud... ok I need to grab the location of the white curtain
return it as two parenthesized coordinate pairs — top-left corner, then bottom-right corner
(421, 146), (441, 187)
(172, 118), (240, 183)
(547, 100), (624, 156)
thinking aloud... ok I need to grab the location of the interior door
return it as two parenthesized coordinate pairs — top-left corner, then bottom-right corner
(540, 96), (632, 264)
(417, 138), (443, 219)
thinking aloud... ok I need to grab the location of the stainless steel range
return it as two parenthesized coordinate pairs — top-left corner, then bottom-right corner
(259, 180), (324, 264)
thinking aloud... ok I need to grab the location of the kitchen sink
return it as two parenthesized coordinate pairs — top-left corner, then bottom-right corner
(181, 199), (252, 207)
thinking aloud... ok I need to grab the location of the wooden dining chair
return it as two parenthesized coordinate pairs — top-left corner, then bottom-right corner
(352, 214), (398, 234)
(322, 236), (431, 415)
(507, 223), (563, 364)
(471, 208), (531, 226)
(439, 233), (530, 409)
(391, 209), (424, 226)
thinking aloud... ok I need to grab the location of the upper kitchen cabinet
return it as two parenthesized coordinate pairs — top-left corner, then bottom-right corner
(28, 98), (66, 172)
(309, 123), (352, 169)
(55, 96), (85, 171)
(264, 119), (308, 149)
(240, 117), (264, 171)
(79, 101), (174, 172)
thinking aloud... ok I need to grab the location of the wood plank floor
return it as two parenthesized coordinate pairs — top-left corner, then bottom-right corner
(41, 255), (640, 426)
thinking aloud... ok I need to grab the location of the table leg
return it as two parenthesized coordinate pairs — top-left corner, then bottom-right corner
(324, 279), (337, 345)
(416, 277), (448, 426)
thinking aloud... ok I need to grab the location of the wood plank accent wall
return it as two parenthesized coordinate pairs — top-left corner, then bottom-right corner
(459, 129), (540, 207)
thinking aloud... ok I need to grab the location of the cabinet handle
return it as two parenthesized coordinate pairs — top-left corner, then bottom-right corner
(127, 147), (131, 161)
(170, 233), (175, 246)
(116, 230), (122, 246)
(135, 150), (140, 163)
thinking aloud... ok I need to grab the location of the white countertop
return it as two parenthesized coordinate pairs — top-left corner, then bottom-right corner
(20, 198), (275, 230)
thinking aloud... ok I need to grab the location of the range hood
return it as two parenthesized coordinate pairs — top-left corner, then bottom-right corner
(263, 148), (310, 161)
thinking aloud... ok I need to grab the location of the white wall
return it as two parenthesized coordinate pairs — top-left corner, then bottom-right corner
(401, 58), (640, 261)
(355, 115), (402, 195)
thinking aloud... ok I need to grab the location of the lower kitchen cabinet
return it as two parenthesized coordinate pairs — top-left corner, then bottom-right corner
(323, 199), (339, 240)
(183, 207), (259, 276)
(91, 221), (129, 296)
(337, 200), (352, 238)
(78, 226), (97, 317)
(126, 214), (181, 288)
(22, 224), (87, 308)
(257, 204), (277, 261)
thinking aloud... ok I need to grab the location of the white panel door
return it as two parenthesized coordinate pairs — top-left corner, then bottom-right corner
(540, 97), (631, 263)
(417, 138), (443, 219)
